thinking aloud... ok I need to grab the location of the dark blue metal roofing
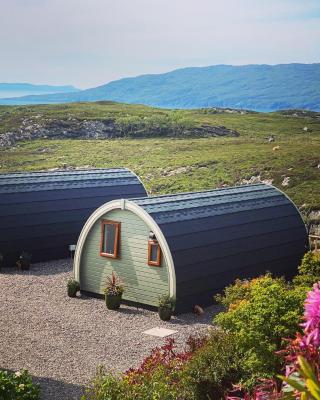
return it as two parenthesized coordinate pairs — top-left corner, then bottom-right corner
(0, 168), (142, 194)
(133, 184), (308, 312)
(0, 168), (146, 266)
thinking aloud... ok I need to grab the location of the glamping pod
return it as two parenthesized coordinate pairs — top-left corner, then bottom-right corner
(74, 184), (308, 313)
(0, 168), (147, 267)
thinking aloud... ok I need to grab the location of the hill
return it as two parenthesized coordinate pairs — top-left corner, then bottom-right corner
(0, 101), (319, 213)
(0, 83), (79, 99)
(0, 64), (319, 111)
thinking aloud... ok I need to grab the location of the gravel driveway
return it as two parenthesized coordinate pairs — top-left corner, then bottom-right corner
(0, 259), (220, 400)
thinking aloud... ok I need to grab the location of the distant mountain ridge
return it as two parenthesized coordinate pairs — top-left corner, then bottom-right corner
(1, 64), (319, 111)
(0, 83), (80, 99)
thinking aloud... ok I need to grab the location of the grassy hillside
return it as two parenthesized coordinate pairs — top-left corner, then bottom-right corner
(0, 102), (319, 210)
(1, 64), (319, 111)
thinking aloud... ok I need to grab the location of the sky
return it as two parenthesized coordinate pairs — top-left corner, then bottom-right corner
(0, 0), (319, 89)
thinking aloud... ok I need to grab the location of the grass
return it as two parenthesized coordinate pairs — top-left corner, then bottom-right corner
(0, 102), (319, 208)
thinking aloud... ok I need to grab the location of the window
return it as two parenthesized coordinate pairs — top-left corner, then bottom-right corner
(148, 240), (161, 266)
(100, 220), (120, 258)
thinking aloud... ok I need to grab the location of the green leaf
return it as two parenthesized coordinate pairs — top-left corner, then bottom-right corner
(280, 393), (297, 400)
(301, 392), (309, 400)
(279, 375), (307, 392)
(306, 378), (320, 400)
(299, 356), (318, 382)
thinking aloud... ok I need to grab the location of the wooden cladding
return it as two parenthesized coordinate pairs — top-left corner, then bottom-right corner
(100, 218), (163, 266)
(100, 220), (120, 258)
(148, 240), (162, 266)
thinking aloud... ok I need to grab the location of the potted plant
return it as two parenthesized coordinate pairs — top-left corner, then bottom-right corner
(67, 278), (80, 297)
(158, 294), (176, 321)
(16, 251), (32, 270)
(104, 272), (124, 310)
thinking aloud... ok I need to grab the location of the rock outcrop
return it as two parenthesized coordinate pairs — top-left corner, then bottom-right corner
(0, 117), (239, 147)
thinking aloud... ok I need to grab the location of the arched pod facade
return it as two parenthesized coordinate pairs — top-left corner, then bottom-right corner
(74, 199), (175, 306)
(0, 168), (147, 267)
(74, 184), (308, 313)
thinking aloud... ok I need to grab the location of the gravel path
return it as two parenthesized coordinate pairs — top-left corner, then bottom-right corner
(0, 259), (221, 400)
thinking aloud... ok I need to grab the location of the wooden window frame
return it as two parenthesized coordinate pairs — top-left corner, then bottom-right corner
(148, 240), (161, 267)
(100, 220), (121, 259)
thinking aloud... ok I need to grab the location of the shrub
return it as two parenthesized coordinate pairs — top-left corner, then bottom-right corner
(293, 251), (320, 288)
(81, 337), (200, 400)
(82, 332), (240, 400)
(158, 294), (176, 309)
(81, 367), (127, 400)
(124, 365), (184, 400)
(124, 337), (196, 399)
(114, 113), (195, 138)
(0, 369), (40, 400)
(181, 329), (242, 399)
(214, 278), (252, 308)
(226, 281), (320, 399)
(214, 274), (308, 389)
(67, 278), (80, 297)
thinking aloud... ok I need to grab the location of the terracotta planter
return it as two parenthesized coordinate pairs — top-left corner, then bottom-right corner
(105, 294), (122, 310)
(158, 306), (172, 321)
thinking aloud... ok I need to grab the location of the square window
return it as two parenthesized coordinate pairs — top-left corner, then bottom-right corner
(100, 220), (120, 258)
(148, 240), (161, 266)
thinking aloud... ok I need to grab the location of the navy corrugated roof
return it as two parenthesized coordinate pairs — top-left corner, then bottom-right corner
(0, 168), (141, 194)
(0, 168), (147, 265)
(133, 184), (289, 223)
(131, 183), (307, 312)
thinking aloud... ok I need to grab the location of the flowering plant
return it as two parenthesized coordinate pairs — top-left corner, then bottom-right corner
(103, 271), (124, 296)
(277, 282), (320, 399)
(302, 282), (320, 348)
(0, 369), (40, 400)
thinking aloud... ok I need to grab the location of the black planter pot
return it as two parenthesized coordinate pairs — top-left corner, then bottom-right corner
(158, 306), (172, 321)
(17, 252), (32, 271)
(18, 260), (31, 270)
(67, 287), (78, 298)
(105, 294), (122, 310)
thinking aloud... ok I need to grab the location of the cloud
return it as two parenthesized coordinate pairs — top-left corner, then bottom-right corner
(0, 0), (319, 88)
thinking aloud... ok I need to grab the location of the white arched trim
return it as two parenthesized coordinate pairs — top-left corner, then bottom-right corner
(265, 183), (308, 236)
(73, 199), (176, 299)
(126, 168), (148, 197)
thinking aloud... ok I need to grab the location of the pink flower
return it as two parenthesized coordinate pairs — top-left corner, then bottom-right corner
(302, 282), (320, 347)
